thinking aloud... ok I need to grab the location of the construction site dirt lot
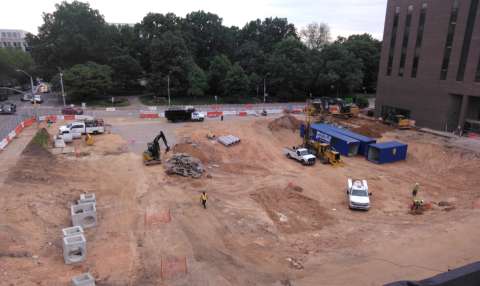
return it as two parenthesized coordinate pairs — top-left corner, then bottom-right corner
(1, 116), (480, 286)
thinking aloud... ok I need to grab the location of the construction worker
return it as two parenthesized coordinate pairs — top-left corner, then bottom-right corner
(411, 183), (423, 211)
(200, 191), (208, 209)
(412, 183), (420, 198)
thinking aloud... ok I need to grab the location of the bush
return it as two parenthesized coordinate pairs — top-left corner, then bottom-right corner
(355, 95), (369, 108)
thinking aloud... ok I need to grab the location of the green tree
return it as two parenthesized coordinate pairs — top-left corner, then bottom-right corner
(188, 64), (208, 97)
(108, 55), (143, 91)
(182, 11), (229, 68)
(0, 49), (35, 85)
(63, 62), (113, 101)
(266, 37), (311, 101)
(207, 54), (232, 96)
(316, 43), (364, 96)
(222, 63), (249, 97)
(148, 31), (192, 97)
(340, 34), (381, 92)
(240, 18), (298, 53)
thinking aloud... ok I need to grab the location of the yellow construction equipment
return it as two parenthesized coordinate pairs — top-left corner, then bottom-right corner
(302, 100), (344, 167)
(306, 141), (344, 167)
(85, 134), (94, 146)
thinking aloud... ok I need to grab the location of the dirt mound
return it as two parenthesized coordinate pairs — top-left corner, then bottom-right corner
(21, 128), (53, 158)
(173, 143), (210, 163)
(351, 124), (389, 138)
(251, 186), (333, 234)
(268, 115), (303, 132)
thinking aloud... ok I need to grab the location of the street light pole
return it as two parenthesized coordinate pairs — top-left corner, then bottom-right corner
(60, 72), (66, 107)
(167, 74), (171, 106)
(16, 69), (34, 95)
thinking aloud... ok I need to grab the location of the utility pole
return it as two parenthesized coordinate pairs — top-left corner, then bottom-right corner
(167, 74), (171, 106)
(263, 77), (267, 103)
(16, 69), (34, 95)
(60, 72), (66, 107)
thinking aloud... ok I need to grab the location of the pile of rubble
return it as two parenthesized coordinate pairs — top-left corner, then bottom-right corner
(165, 153), (204, 178)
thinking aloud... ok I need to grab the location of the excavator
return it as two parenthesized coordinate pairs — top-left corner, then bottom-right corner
(143, 131), (170, 166)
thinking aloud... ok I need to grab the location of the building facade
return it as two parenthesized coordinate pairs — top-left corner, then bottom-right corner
(0, 29), (29, 51)
(376, 0), (480, 132)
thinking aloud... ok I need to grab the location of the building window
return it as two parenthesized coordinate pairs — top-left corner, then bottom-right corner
(1, 32), (5, 38)
(457, 0), (479, 81)
(399, 5), (414, 77)
(440, 0), (459, 80)
(411, 3), (427, 78)
(387, 7), (401, 76)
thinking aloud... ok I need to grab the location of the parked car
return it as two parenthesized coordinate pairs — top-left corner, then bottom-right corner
(30, 94), (43, 104)
(62, 106), (84, 115)
(0, 102), (16, 114)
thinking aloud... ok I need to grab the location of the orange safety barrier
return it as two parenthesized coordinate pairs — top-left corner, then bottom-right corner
(14, 125), (24, 135)
(23, 118), (35, 127)
(140, 113), (160, 119)
(63, 115), (75, 121)
(207, 111), (223, 118)
(238, 111), (247, 116)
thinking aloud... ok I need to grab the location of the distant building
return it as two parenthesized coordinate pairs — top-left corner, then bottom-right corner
(376, 0), (480, 132)
(0, 29), (29, 51)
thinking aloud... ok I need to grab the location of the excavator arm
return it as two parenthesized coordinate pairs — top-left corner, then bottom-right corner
(154, 131), (170, 153)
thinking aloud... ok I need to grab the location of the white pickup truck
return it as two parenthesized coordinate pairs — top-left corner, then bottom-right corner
(59, 119), (105, 137)
(284, 147), (316, 165)
(347, 179), (371, 210)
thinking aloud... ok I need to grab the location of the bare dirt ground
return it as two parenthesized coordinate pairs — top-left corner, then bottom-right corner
(1, 116), (480, 286)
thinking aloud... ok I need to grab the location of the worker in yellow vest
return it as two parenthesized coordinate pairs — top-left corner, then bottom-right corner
(200, 191), (208, 209)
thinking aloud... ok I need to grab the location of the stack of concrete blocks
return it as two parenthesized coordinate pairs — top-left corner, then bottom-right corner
(62, 226), (86, 264)
(71, 193), (97, 229)
(71, 273), (95, 286)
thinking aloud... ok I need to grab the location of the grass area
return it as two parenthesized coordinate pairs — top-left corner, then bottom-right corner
(139, 94), (263, 106)
(32, 128), (50, 148)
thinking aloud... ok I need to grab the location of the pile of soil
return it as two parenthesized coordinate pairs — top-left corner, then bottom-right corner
(173, 143), (210, 164)
(21, 128), (53, 158)
(268, 115), (304, 132)
(351, 126), (383, 138)
(251, 186), (333, 234)
(7, 128), (59, 185)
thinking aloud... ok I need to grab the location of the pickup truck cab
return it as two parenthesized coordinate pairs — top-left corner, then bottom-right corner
(347, 179), (371, 210)
(59, 119), (105, 136)
(30, 94), (43, 104)
(284, 147), (316, 165)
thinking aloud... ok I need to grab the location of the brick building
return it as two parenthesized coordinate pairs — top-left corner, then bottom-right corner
(376, 0), (480, 132)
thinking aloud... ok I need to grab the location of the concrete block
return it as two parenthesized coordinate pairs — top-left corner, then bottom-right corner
(63, 234), (86, 264)
(71, 272), (95, 286)
(71, 203), (97, 229)
(62, 226), (84, 237)
(78, 193), (96, 204)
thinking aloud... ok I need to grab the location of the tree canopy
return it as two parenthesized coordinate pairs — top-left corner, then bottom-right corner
(25, 1), (382, 102)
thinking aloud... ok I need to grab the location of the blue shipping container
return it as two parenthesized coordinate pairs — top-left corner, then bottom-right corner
(366, 141), (408, 164)
(316, 124), (376, 156)
(310, 124), (360, 157)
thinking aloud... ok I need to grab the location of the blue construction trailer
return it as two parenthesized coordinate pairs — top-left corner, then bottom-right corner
(316, 124), (376, 156)
(307, 124), (360, 157)
(366, 141), (408, 164)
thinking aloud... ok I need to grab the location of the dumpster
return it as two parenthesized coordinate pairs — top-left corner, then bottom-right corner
(366, 141), (407, 164)
(309, 124), (360, 157)
(316, 123), (376, 156)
